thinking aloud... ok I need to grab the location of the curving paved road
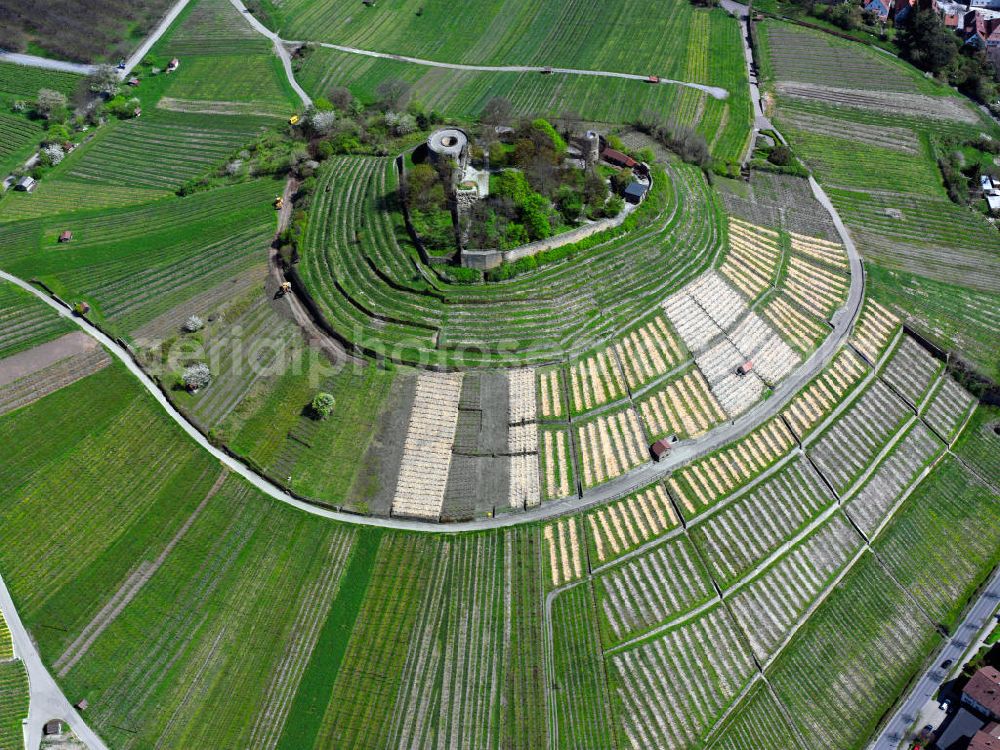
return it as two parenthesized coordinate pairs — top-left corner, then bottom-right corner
(0, 0), (863, 534)
(869, 565), (1000, 750)
(307, 42), (730, 100)
(228, 0), (313, 107)
(0, 53), (96, 76)
(119, 0), (191, 78)
(0, 573), (107, 750)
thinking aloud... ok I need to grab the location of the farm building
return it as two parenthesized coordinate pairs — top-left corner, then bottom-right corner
(964, 667), (1000, 721)
(43, 720), (63, 736)
(624, 181), (648, 204)
(15, 176), (37, 192)
(59, 231), (73, 243)
(649, 438), (672, 461)
(601, 146), (637, 169)
(128, 77), (140, 86)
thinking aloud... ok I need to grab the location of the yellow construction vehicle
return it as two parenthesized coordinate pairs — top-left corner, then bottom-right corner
(289, 114), (300, 126)
(277, 281), (292, 297)
(274, 195), (283, 210)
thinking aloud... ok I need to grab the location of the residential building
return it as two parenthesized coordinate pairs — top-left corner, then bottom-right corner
(964, 667), (1000, 722)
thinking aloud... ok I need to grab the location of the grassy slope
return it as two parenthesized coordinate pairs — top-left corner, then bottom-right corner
(0, 179), (279, 337)
(0, 279), (74, 360)
(0, 62), (83, 175)
(756, 18), (1000, 381)
(294, 8), (751, 165)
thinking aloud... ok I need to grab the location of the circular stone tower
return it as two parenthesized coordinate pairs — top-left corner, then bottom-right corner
(427, 128), (470, 171)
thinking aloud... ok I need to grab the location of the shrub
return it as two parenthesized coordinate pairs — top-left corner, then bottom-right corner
(310, 391), (336, 420)
(42, 144), (65, 165)
(87, 65), (120, 97)
(182, 363), (211, 392)
(767, 144), (793, 166)
(182, 315), (204, 333)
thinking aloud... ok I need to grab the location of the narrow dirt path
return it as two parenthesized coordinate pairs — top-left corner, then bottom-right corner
(266, 178), (360, 366)
(307, 43), (730, 100)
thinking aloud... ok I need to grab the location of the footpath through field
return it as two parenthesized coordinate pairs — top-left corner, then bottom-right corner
(305, 42), (731, 100)
(0, 53), (96, 76)
(0, 572), (108, 750)
(229, 0), (313, 107)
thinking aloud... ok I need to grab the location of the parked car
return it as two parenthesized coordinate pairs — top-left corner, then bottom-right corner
(940, 659), (953, 669)
(940, 699), (951, 712)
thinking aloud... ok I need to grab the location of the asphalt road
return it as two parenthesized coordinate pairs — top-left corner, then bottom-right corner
(228, 0), (313, 107)
(0, 53), (96, 75)
(119, 0), (191, 78)
(0, 0), (866, 533)
(0, 573), (108, 750)
(869, 565), (1000, 749)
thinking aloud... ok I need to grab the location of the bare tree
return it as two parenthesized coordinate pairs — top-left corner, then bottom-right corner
(375, 78), (412, 111)
(480, 96), (513, 128)
(326, 85), (355, 112)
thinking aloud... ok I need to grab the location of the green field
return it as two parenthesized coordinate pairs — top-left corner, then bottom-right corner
(153, 0), (299, 115)
(873, 457), (1000, 629)
(756, 17), (1000, 384)
(0, 62), (83, 174)
(767, 551), (941, 750)
(281, 0), (735, 77)
(0, 658), (28, 750)
(222, 351), (398, 505)
(0, 61), (82, 100)
(294, 8), (752, 165)
(0, 280), (74, 360)
(0, 180), (279, 336)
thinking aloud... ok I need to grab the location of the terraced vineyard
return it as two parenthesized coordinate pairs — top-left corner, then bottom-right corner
(299, 155), (724, 366)
(294, 20), (752, 166)
(1, 2), (999, 749)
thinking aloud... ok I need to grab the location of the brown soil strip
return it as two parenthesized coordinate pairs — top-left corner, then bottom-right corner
(0, 332), (99, 388)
